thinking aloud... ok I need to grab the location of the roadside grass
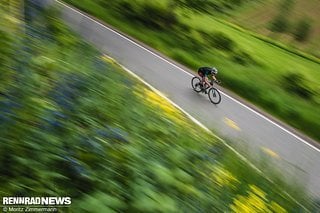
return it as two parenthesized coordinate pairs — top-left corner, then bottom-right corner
(62, 0), (320, 142)
(0, 2), (315, 211)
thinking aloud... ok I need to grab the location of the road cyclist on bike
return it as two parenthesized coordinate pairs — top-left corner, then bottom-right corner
(197, 67), (220, 93)
(191, 67), (222, 104)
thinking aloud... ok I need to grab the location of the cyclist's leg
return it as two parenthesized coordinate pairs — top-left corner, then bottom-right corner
(204, 76), (210, 94)
(198, 71), (205, 87)
(204, 76), (211, 88)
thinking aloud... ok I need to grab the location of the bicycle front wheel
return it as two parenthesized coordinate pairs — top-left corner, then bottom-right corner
(208, 87), (221, 104)
(191, 77), (202, 93)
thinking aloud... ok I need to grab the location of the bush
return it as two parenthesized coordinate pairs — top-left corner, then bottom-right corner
(292, 18), (312, 42)
(269, 15), (290, 33)
(231, 50), (256, 66)
(175, 30), (208, 53)
(269, 0), (294, 33)
(260, 93), (281, 112)
(117, 0), (178, 29)
(202, 31), (235, 51)
(222, 76), (262, 101)
(281, 73), (314, 100)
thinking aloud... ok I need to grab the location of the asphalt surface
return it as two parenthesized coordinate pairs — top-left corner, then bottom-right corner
(56, 1), (320, 199)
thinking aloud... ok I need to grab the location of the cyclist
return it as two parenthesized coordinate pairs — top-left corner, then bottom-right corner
(197, 67), (219, 93)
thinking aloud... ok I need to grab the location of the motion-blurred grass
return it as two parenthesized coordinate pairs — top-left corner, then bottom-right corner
(62, 0), (320, 142)
(0, 1), (316, 211)
(227, 0), (320, 58)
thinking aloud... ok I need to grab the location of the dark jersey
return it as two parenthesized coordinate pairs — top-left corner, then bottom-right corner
(198, 67), (213, 76)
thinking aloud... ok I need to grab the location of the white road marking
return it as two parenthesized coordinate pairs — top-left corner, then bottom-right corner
(56, 0), (319, 153)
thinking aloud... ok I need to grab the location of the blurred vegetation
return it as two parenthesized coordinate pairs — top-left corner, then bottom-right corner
(269, 15), (290, 33)
(116, 0), (178, 29)
(62, 0), (320, 142)
(0, 1), (316, 212)
(268, 0), (313, 42)
(269, 0), (293, 33)
(174, 0), (246, 13)
(292, 18), (312, 42)
(227, 0), (320, 57)
(281, 73), (315, 100)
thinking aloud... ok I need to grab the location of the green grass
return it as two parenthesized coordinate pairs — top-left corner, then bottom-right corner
(62, 0), (320, 142)
(0, 1), (316, 212)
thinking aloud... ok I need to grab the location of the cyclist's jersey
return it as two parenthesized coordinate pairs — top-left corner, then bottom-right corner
(198, 67), (213, 76)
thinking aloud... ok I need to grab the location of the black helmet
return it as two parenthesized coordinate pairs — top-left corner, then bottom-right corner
(211, 67), (218, 75)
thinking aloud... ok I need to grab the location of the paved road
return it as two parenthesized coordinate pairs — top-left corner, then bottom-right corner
(56, 1), (320, 198)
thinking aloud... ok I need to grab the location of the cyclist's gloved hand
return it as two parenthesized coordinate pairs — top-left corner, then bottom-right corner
(215, 80), (221, 84)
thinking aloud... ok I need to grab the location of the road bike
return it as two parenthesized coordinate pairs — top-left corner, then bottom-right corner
(191, 76), (221, 104)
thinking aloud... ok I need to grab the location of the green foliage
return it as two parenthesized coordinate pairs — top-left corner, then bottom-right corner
(222, 76), (262, 101)
(281, 73), (315, 99)
(211, 32), (235, 51)
(44, 7), (78, 46)
(279, 0), (295, 13)
(202, 31), (235, 51)
(176, 0), (218, 12)
(176, 0), (245, 13)
(269, 15), (290, 33)
(175, 29), (208, 53)
(292, 18), (312, 42)
(171, 49), (199, 68)
(117, 0), (178, 29)
(0, 2), (19, 102)
(0, 29), (14, 66)
(231, 50), (256, 66)
(76, 192), (126, 212)
(269, 0), (294, 33)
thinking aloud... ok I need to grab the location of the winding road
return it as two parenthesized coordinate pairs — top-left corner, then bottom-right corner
(53, 0), (320, 199)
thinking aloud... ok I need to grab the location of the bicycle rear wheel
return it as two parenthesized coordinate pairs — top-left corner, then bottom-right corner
(191, 77), (202, 93)
(208, 87), (221, 104)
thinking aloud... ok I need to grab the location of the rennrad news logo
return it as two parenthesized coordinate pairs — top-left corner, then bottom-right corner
(2, 197), (71, 205)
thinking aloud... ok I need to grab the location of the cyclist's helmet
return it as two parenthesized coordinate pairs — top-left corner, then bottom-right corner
(211, 67), (218, 75)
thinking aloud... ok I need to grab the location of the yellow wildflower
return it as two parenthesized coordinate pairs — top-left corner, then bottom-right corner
(249, 185), (266, 200)
(211, 166), (239, 188)
(230, 185), (287, 213)
(134, 86), (186, 124)
(230, 193), (269, 212)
